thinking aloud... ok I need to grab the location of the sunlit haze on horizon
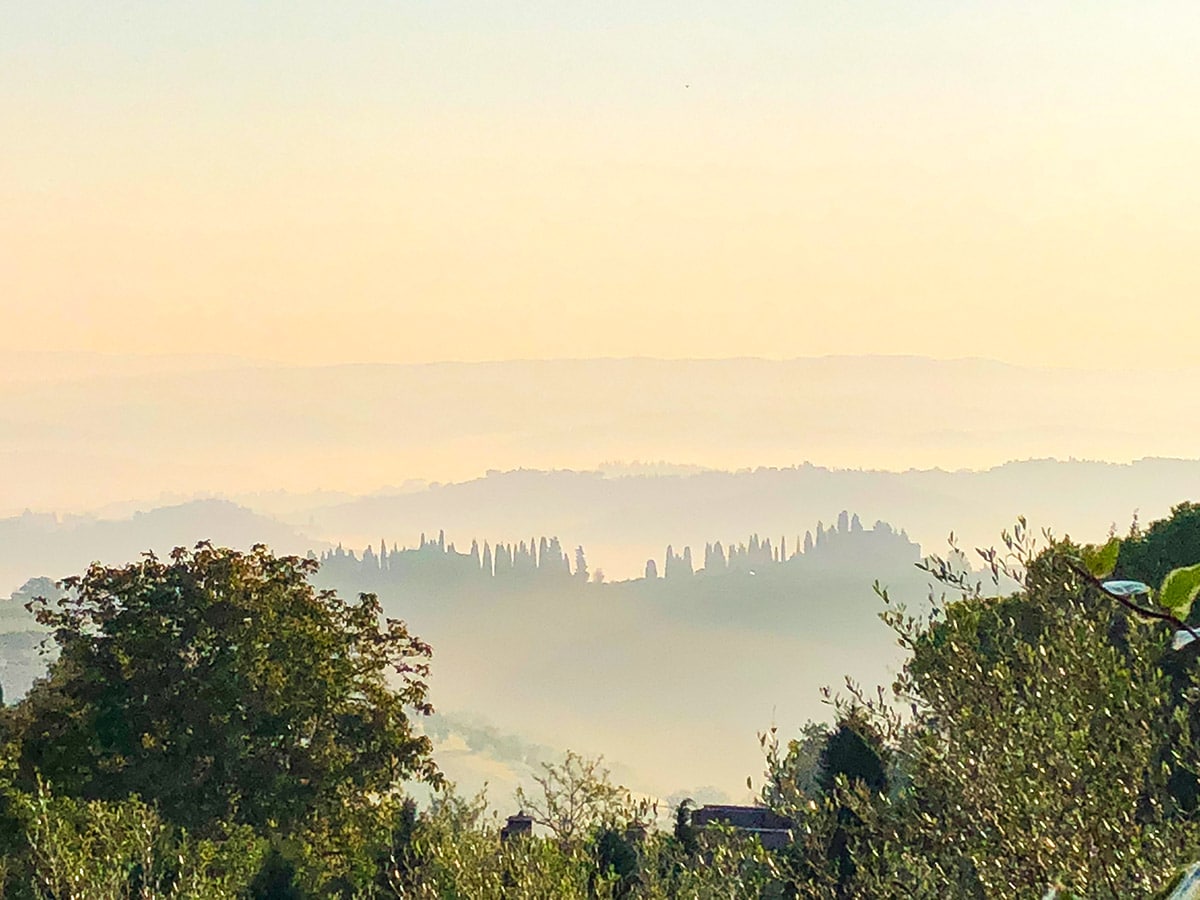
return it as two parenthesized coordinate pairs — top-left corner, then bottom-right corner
(9, 5), (1200, 824)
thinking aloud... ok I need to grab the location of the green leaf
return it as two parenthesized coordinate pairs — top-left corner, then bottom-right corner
(1158, 564), (1200, 618)
(1081, 537), (1121, 579)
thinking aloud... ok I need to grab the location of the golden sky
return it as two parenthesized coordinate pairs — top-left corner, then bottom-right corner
(3, 2), (1199, 367)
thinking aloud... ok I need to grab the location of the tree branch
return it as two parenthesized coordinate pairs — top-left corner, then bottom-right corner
(1065, 560), (1200, 645)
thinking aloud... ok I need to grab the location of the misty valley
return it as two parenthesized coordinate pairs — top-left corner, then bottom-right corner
(9, 0), (1200, 891)
(1, 493), (927, 803)
(5, 459), (1200, 895)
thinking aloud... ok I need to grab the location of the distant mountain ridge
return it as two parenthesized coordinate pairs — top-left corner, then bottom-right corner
(276, 457), (1200, 580)
(4, 354), (1200, 514)
(5, 457), (1200, 589)
(0, 499), (321, 597)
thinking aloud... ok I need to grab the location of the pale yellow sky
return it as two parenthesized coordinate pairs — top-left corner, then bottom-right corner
(3, 3), (1199, 367)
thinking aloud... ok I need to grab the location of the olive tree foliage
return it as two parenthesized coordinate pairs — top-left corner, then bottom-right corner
(0, 764), (263, 900)
(759, 685), (949, 899)
(21, 789), (262, 900)
(385, 782), (776, 900)
(760, 722), (834, 809)
(761, 519), (1200, 898)
(2, 543), (440, 838)
(377, 752), (778, 899)
(911, 522), (1200, 896)
(387, 787), (607, 899)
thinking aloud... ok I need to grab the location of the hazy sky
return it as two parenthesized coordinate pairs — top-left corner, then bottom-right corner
(4, 3), (1199, 367)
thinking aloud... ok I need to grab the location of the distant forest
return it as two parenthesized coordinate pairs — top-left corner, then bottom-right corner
(310, 511), (919, 597)
(2, 512), (924, 706)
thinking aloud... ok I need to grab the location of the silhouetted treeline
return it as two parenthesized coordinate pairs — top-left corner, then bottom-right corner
(311, 511), (919, 602)
(4, 512), (923, 701)
(313, 530), (581, 594)
(687, 514), (913, 578)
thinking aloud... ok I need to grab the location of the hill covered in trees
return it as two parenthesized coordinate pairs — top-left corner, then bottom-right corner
(279, 457), (1200, 581)
(8, 456), (1200, 590)
(0, 499), (320, 600)
(304, 514), (929, 799)
(3, 505), (1200, 895)
(2, 508), (928, 799)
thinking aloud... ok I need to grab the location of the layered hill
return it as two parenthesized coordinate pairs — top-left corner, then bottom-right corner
(0, 499), (321, 597)
(4, 354), (1200, 515)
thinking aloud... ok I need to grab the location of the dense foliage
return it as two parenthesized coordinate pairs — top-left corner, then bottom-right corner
(0, 544), (439, 893)
(4, 505), (1200, 896)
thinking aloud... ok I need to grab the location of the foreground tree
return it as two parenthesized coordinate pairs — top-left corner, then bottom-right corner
(2, 543), (439, 838)
(1115, 502), (1200, 590)
(11, 784), (263, 899)
(757, 517), (1200, 898)
(865, 526), (1200, 896)
(894, 540), (1194, 894)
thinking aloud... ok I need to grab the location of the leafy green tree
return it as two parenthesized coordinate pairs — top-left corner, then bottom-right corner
(761, 722), (832, 811)
(810, 707), (891, 894)
(816, 710), (889, 797)
(386, 782), (776, 899)
(1116, 502), (1200, 591)
(248, 848), (304, 900)
(5, 781), (263, 899)
(592, 827), (640, 897)
(671, 799), (699, 857)
(386, 786), (606, 898)
(2, 543), (439, 839)
(876, 528), (1200, 896)
(758, 520), (1200, 898)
